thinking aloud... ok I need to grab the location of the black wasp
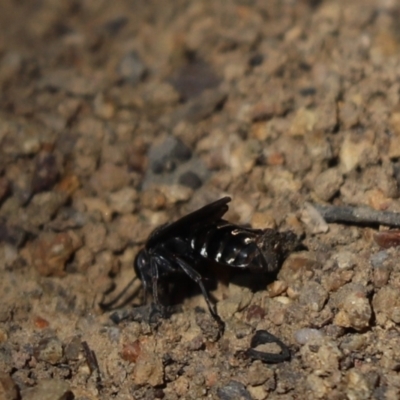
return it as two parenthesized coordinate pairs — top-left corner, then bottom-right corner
(133, 196), (298, 336)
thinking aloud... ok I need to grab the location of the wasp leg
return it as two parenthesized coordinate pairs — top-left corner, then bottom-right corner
(149, 256), (160, 304)
(148, 256), (170, 321)
(172, 255), (225, 336)
(140, 271), (150, 306)
(134, 258), (150, 305)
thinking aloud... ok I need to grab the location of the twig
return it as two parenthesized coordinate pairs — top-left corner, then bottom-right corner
(312, 204), (400, 227)
(82, 341), (102, 392)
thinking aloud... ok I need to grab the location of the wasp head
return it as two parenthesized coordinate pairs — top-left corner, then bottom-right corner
(257, 229), (301, 273)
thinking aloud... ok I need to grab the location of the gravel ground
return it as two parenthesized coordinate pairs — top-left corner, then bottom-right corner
(1, 0), (400, 399)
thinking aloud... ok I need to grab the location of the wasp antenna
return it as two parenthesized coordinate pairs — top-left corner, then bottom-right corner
(99, 276), (138, 310)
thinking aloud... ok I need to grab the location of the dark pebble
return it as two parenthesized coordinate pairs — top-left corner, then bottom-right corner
(148, 137), (192, 174)
(48, 207), (88, 231)
(102, 16), (128, 35)
(370, 251), (389, 268)
(169, 59), (221, 101)
(248, 53), (264, 67)
(172, 89), (227, 124)
(299, 87), (317, 96)
(0, 177), (11, 203)
(118, 52), (146, 85)
(31, 152), (59, 194)
(374, 230), (400, 249)
(217, 381), (252, 400)
(0, 221), (26, 247)
(34, 336), (63, 364)
(0, 372), (18, 400)
(178, 171), (202, 189)
(64, 336), (81, 361)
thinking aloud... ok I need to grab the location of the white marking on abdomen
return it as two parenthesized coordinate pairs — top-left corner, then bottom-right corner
(200, 243), (208, 257)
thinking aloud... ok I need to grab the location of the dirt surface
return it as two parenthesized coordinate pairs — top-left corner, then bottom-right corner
(2, 0), (400, 399)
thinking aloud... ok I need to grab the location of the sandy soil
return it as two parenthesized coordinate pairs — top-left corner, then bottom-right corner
(1, 0), (400, 399)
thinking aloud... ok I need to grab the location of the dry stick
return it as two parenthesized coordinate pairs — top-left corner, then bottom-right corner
(82, 341), (103, 391)
(313, 204), (400, 227)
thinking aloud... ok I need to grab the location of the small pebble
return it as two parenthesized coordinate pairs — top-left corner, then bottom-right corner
(300, 339), (342, 375)
(344, 370), (372, 400)
(90, 162), (130, 194)
(264, 169), (302, 195)
(20, 379), (71, 400)
(195, 309), (220, 342)
(323, 269), (354, 292)
(31, 151), (59, 194)
(0, 372), (18, 400)
(245, 305), (266, 322)
(55, 174), (80, 197)
(372, 266), (390, 288)
(93, 93), (115, 120)
(246, 361), (274, 386)
(374, 230), (400, 249)
(158, 184), (193, 205)
(217, 286), (253, 320)
(340, 334), (367, 353)
(108, 187), (137, 214)
(140, 189), (167, 210)
(333, 251), (357, 270)
(306, 374), (330, 399)
(0, 243), (18, 269)
(267, 280), (287, 297)
(121, 340), (141, 363)
(34, 337), (63, 364)
(27, 231), (82, 277)
(82, 222), (107, 253)
(0, 327), (8, 343)
(227, 139), (260, 178)
(64, 337), (81, 361)
(148, 136), (192, 175)
(247, 385), (268, 400)
(0, 222), (26, 248)
(372, 286), (400, 325)
(171, 89), (227, 123)
(178, 171), (202, 189)
(0, 177), (11, 202)
(300, 202), (329, 234)
(313, 168), (343, 201)
(294, 328), (324, 345)
(273, 296), (292, 305)
(33, 316), (49, 329)
(169, 59), (221, 101)
(81, 197), (112, 222)
(339, 133), (373, 173)
(25, 191), (67, 227)
(278, 254), (319, 285)
(117, 51), (146, 85)
(74, 246), (94, 273)
(38, 69), (98, 96)
(333, 284), (372, 330)
(251, 211), (276, 230)
(339, 100), (360, 129)
(298, 282), (328, 312)
(132, 347), (164, 387)
(217, 380), (252, 400)
(288, 107), (317, 136)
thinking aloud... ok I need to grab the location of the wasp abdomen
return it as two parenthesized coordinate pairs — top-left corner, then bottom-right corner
(190, 221), (260, 267)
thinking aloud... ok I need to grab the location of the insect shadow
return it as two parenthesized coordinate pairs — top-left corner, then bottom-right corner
(102, 197), (300, 362)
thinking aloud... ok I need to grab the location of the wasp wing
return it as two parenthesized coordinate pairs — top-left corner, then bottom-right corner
(146, 196), (231, 248)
